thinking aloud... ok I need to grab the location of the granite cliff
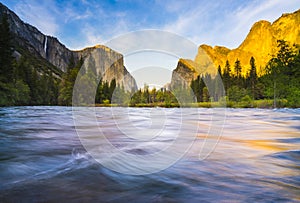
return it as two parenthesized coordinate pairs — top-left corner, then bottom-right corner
(0, 3), (137, 90)
(171, 8), (300, 87)
(81, 45), (137, 91)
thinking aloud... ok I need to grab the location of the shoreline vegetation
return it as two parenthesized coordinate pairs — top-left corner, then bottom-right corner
(93, 99), (289, 108)
(74, 40), (300, 109)
(0, 15), (300, 108)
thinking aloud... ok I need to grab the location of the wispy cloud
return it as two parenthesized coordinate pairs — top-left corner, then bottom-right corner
(13, 0), (59, 36)
(1, 0), (299, 84)
(79, 23), (104, 48)
(4, 0), (300, 50)
(161, 0), (300, 48)
(75, 16), (130, 49)
(222, 0), (300, 48)
(64, 7), (92, 23)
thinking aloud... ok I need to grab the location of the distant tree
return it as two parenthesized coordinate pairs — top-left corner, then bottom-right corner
(261, 40), (300, 107)
(202, 87), (210, 102)
(58, 58), (82, 105)
(276, 40), (294, 70)
(130, 89), (142, 106)
(190, 75), (206, 102)
(102, 81), (110, 101)
(150, 87), (157, 103)
(224, 60), (231, 74)
(292, 45), (300, 79)
(249, 56), (257, 100)
(75, 68), (97, 105)
(217, 65), (222, 78)
(227, 85), (247, 102)
(68, 55), (75, 70)
(213, 73), (224, 101)
(142, 84), (150, 103)
(14, 79), (30, 105)
(95, 78), (103, 104)
(109, 78), (116, 102)
(223, 60), (231, 91)
(233, 59), (244, 88)
(234, 59), (242, 78)
(156, 90), (164, 103)
(0, 14), (14, 83)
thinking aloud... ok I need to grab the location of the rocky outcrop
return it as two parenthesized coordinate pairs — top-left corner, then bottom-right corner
(170, 48), (219, 88)
(0, 3), (73, 71)
(81, 45), (137, 91)
(199, 9), (300, 76)
(0, 2), (137, 90)
(171, 8), (300, 87)
(43, 36), (74, 72)
(170, 59), (197, 88)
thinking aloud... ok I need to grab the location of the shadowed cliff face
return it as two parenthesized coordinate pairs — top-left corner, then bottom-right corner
(81, 46), (137, 91)
(171, 8), (300, 86)
(170, 59), (196, 88)
(0, 3), (137, 90)
(0, 3), (73, 71)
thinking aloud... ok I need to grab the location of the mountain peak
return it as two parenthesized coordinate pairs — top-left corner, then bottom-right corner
(196, 8), (299, 76)
(171, 8), (300, 87)
(0, 2), (137, 91)
(274, 8), (300, 24)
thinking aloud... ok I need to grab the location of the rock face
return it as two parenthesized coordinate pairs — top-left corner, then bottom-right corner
(199, 9), (300, 76)
(0, 3), (73, 71)
(170, 59), (197, 88)
(81, 45), (137, 91)
(171, 8), (300, 87)
(170, 50), (218, 88)
(0, 3), (137, 90)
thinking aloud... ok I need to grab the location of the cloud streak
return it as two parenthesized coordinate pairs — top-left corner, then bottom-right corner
(2, 0), (300, 50)
(13, 0), (59, 36)
(161, 0), (300, 48)
(223, 0), (300, 47)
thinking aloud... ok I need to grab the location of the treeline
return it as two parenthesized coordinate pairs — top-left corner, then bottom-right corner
(262, 40), (300, 107)
(131, 39), (300, 108)
(1, 13), (299, 107)
(129, 85), (180, 107)
(0, 15), (58, 106)
(58, 56), (123, 106)
(189, 40), (300, 107)
(128, 40), (300, 108)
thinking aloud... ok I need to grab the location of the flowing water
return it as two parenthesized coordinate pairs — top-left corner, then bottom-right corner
(0, 106), (299, 202)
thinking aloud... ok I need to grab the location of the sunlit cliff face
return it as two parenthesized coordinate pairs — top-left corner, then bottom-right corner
(178, 9), (300, 78)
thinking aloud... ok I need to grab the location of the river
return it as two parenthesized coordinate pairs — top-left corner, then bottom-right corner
(0, 107), (299, 202)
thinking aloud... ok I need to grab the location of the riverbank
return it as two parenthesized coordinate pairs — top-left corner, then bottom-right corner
(93, 99), (295, 108)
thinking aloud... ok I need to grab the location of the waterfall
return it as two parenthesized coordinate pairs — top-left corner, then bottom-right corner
(44, 36), (47, 54)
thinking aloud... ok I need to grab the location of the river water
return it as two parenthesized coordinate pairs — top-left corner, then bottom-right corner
(0, 107), (299, 202)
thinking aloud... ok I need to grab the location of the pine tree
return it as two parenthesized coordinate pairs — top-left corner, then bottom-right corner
(103, 81), (110, 101)
(224, 60), (231, 74)
(217, 65), (222, 78)
(249, 56), (257, 100)
(58, 58), (82, 105)
(234, 59), (242, 78)
(223, 60), (231, 91)
(109, 78), (116, 102)
(0, 14), (13, 83)
(276, 40), (294, 70)
(234, 59), (243, 87)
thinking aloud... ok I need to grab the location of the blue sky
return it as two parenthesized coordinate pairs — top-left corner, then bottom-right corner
(1, 0), (300, 50)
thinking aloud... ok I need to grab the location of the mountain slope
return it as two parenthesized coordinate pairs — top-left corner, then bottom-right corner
(200, 9), (300, 75)
(171, 8), (300, 87)
(0, 2), (137, 90)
